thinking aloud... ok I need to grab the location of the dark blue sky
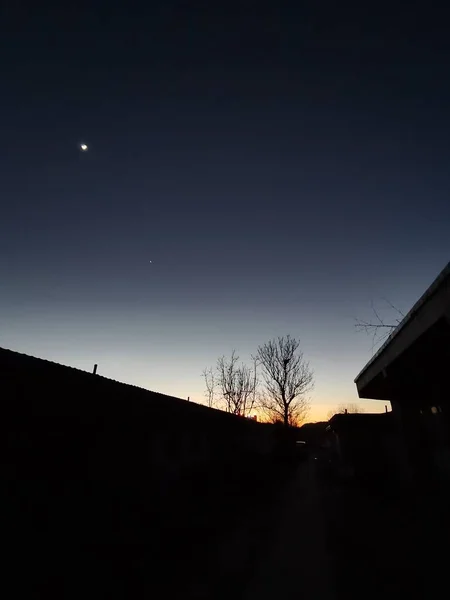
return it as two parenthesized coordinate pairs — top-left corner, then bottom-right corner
(1, 2), (449, 419)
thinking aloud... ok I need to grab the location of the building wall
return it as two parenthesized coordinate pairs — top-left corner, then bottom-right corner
(328, 414), (413, 485)
(1, 351), (277, 557)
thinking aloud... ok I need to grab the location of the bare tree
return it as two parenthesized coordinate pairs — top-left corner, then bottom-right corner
(216, 351), (258, 417)
(257, 335), (313, 427)
(250, 354), (259, 416)
(261, 406), (307, 427)
(355, 299), (405, 352)
(338, 403), (365, 414)
(327, 403), (365, 419)
(202, 367), (216, 408)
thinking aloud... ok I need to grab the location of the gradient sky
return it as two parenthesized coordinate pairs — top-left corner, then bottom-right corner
(1, 2), (449, 421)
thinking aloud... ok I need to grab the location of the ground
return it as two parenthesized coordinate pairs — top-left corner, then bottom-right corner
(6, 452), (449, 598)
(185, 454), (450, 600)
(243, 457), (332, 600)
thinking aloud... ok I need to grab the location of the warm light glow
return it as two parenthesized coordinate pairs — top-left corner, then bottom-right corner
(80, 144), (88, 151)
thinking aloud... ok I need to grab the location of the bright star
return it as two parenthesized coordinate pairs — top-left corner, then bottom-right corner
(80, 144), (88, 151)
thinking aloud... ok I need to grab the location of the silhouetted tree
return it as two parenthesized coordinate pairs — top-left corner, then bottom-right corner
(215, 350), (258, 417)
(355, 299), (404, 351)
(257, 335), (313, 427)
(202, 367), (216, 408)
(261, 406), (306, 428)
(327, 403), (366, 419)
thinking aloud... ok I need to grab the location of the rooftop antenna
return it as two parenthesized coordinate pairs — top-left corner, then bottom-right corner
(93, 364), (98, 375)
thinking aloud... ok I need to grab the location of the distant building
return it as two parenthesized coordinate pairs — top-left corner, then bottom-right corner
(327, 412), (407, 483)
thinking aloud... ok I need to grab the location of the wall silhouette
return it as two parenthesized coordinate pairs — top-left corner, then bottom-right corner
(2, 347), (276, 598)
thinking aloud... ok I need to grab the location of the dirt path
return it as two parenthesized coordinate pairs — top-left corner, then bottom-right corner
(242, 457), (334, 600)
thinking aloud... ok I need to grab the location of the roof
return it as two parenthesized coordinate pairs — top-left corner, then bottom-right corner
(0, 346), (242, 422)
(0, 345), (182, 399)
(354, 262), (450, 384)
(328, 412), (395, 434)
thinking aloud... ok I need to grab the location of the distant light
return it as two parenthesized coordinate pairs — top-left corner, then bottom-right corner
(80, 144), (88, 151)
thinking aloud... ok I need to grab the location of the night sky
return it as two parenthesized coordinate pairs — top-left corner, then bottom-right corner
(1, 2), (449, 420)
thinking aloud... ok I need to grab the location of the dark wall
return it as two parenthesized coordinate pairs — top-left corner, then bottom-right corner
(2, 353), (274, 482)
(328, 413), (406, 484)
(1, 349), (276, 597)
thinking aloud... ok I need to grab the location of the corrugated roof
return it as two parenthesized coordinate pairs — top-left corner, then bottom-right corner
(0, 346), (261, 423)
(0, 345), (180, 399)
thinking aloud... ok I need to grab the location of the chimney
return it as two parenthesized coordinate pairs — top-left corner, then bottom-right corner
(93, 364), (98, 375)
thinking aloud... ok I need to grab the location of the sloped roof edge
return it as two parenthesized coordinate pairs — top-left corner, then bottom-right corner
(354, 262), (450, 384)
